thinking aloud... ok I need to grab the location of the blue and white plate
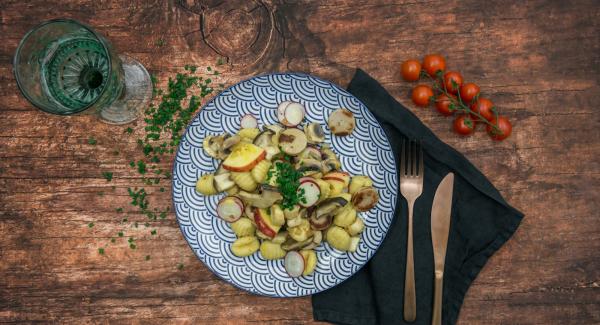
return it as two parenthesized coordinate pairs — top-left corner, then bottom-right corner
(172, 73), (398, 297)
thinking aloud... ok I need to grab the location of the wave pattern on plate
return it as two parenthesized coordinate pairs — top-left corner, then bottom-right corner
(173, 73), (398, 297)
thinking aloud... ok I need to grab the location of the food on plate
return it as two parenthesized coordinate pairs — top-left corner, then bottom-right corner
(284, 251), (305, 277)
(411, 84), (434, 107)
(231, 236), (260, 257)
(279, 128), (307, 155)
(240, 114), (258, 129)
(349, 175), (372, 194)
(328, 109), (355, 136)
(238, 127), (261, 140)
(260, 240), (287, 260)
(333, 205), (357, 227)
(250, 160), (271, 183)
(400, 54), (513, 141)
(305, 122), (325, 143)
(346, 217), (365, 236)
(222, 142), (266, 172)
(277, 101), (305, 127)
(253, 207), (282, 238)
(300, 250), (317, 275)
(231, 172), (258, 191)
(216, 196), (244, 222)
(195, 101), (379, 276)
(352, 187), (380, 212)
(326, 226), (351, 251)
(196, 174), (218, 195)
(231, 217), (256, 237)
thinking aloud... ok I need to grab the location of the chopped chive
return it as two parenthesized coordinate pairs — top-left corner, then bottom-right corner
(101, 171), (113, 182)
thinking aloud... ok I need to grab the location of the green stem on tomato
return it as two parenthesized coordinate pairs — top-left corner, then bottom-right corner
(424, 71), (500, 132)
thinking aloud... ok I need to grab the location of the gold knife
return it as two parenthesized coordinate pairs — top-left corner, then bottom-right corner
(430, 173), (454, 325)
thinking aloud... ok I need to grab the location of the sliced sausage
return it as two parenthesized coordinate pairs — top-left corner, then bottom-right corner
(328, 109), (355, 136)
(351, 187), (379, 212)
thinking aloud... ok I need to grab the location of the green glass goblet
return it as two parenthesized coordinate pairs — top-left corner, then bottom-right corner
(13, 18), (152, 124)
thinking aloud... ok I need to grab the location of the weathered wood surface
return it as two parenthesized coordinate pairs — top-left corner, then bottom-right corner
(1, 0), (599, 324)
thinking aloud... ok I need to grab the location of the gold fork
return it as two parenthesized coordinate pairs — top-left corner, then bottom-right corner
(400, 139), (424, 323)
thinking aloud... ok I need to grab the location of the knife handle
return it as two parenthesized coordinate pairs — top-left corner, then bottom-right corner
(432, 272), (443, 325)
(404, 202), (416, 322)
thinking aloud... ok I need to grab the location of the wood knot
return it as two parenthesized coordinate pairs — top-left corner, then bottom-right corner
(177, 0), (282, 71)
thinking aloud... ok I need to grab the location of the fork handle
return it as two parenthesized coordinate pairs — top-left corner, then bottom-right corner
(404, 202), (416, 322)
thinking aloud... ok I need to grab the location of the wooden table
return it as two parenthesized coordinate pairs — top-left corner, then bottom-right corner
(1, 1), (599, 324)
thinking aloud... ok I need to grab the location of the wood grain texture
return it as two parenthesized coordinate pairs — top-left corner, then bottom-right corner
(1, 0), (599, 324)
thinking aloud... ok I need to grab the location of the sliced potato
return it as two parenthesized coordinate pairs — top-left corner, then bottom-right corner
(270, 205), (285, 227)
(326, 226), (351, 251)
(333, 205), (357, 227)
(238, 128), (261, 140)
(346, 217), (365, 236)
(288, 218), (312, 242)
(231, 236), (260, 257)
(260, 241), (286, 260)
(349, 175), (373, 194)
(300, 249), (317, 275)
(328, 109), (355, 136)
(196, 174), (218, 195)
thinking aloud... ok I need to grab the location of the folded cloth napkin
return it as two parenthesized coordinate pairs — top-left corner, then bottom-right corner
(312, 69), (524, 325)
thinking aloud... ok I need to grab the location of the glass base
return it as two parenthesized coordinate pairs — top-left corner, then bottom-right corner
(99, 54), (152, 124)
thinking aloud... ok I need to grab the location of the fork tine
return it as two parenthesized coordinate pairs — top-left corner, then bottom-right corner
(407, 140), (413, 176)
(400, 139), (406, 176)
(411, 140), (417, 176)
(418, 140), (424, 177)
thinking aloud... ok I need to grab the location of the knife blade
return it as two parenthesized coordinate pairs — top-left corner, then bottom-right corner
(430, 172), (454, 325)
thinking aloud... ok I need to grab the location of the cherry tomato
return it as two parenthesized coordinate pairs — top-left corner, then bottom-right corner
(453, 115), (475, 135)
(486, 116), (512, 141)
(411, 85), (434, 107)
(435, 93), (456, 116)
(459, 83), (480, 104)
(422, 54), (446, 77)
(400, 59), (421, 82)
(470, 98), (495, 121)
(442, 71), (463, 94)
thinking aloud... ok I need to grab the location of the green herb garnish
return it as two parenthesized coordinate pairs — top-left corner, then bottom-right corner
(137, 160), (147, 174)
(272, 157), (306, 210)
(90, 66), (222, 258)
(102, 171), (113, 182)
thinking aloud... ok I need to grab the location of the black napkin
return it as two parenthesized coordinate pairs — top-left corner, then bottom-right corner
(312, 69), (524, 325)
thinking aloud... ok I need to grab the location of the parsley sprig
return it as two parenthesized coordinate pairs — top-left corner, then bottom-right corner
(269, 153), (306, 210)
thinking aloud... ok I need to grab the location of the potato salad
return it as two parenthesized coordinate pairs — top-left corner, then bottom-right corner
(196, 101), (379, 277)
